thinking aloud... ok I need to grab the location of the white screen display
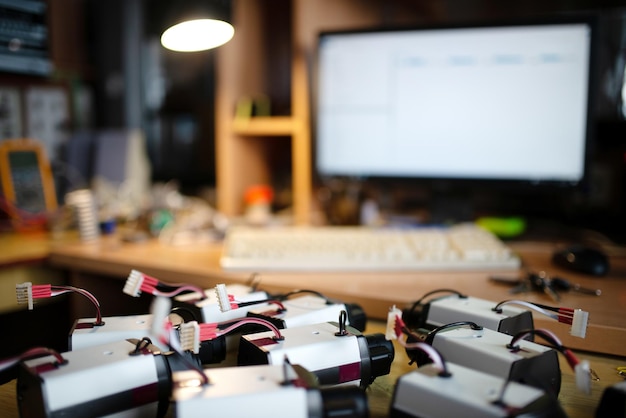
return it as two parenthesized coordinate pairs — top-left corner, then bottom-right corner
(315, 19), (594, 184)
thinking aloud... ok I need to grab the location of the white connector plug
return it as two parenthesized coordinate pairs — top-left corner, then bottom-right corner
(16, 282), (34, 310)
(386, 305), (403, 340)
(123, 270), (143, 297)
(150, 296), (172, 341)
(575, 360), (592, 395)
(179, 321), (200, 354)
(215, 284), (231, 312)
(570, 309), (589, 338)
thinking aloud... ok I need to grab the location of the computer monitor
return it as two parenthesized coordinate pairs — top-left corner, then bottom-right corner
(314, 14), (599, 222)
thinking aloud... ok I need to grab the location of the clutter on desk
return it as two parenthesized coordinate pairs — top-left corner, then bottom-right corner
(243, 184), (274, 226)
(64, 188), (100, 242)
(489, 270), (602, 301)
(147, 181), (229, 245)
(52, 180), (229, 245)
(3, 271), (612, 417)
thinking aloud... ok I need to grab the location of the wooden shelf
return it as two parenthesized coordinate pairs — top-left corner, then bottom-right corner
(215, 0), (426, 225)
(232, 116), (299, 136)
(215, 0), (312, 224)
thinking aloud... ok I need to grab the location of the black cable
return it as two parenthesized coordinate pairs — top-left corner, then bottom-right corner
(245, 273), (263, 291)
(423, 321), (483, 344)
(507, 329), (565, 353)
(492, 299), (561, 314)
(129, 337), (154, 355)
(403, 321), (482, 366)
(406, 289), (467, 318)
(278, 289), (332, 303)
(234, 298), (286, 311)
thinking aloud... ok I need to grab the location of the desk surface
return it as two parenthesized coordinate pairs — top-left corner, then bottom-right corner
(0, 321), (623, 418)
(0, 231), (54, 266)
(41, 233), (626, 357)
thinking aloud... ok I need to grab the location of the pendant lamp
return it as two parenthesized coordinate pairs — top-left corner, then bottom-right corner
(160, 0), (234, 52)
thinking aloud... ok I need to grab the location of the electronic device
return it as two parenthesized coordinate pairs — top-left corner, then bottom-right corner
(0, 138), (57, 227)
(401, 290), (589, 339)
(237, 316), (394, 387)
(246, 293), (367, 332)
(403, 323), (562, 395)
(390, 362), (567, 417)
(171, 363), (369, 418)
(16, 338), (198, 418)
(220, 222), (520, 271)
(171, 283), (271, 324)
(552, 244), (610, 276)
(120, 279), (277, 365)
(388, 306), (592, 397)
(70, 313), (233, 366)
(0, 0), (52, 76)
(402, 291), (534, 336)
(314, 15), (598, 221)
(16, 280), (173, 356)
(69, 313), (165, 351)
(596, 380), (626, 418)
(173, 285), (367, 365)
(170, 284), (270, 360)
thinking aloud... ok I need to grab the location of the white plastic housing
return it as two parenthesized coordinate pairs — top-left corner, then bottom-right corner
(175, 285), (270, 322)
(392, 363), (546, 417)
(430, 326), (558, 387)
(240, 322), (364, 385)
(172, 365), (310, 418)
(249, 294), (350, 328)
(427, 295), (529, 330)
(22, 340), (159, 415)
(70, 314), (168, 351)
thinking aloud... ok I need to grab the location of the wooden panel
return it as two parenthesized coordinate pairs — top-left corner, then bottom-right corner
(216, 0), (273, 216)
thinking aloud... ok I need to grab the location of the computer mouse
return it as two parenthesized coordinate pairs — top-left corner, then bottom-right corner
(551, 245), (610, 276)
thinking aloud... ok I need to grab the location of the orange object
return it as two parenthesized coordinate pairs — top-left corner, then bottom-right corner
(244, 185), (274, 205)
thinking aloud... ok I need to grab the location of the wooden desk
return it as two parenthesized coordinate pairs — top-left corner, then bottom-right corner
(0, 320), (623, 418)
(0, 231), (66, 314)
(0, 231), (51, 266)
(44, 234), (626, 356)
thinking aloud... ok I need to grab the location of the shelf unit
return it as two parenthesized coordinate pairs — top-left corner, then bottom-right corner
(214, 0), (433, 224)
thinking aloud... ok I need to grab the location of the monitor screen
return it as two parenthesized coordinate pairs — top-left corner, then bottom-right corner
(314, 16), (598, 188)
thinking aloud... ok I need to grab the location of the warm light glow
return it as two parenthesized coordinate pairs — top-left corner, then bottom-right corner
(161, 19), (234, 52)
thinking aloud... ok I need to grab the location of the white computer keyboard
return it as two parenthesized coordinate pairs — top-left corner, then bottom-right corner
(220, 223), (521, 272)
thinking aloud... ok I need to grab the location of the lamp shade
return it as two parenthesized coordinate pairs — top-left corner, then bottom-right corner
(160, 0), (234, 52)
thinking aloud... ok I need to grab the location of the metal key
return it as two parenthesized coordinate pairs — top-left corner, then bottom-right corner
(549, 277), (602, 296)
(529, 271), (561, 302)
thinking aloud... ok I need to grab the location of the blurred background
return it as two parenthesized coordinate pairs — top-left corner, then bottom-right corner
(1, 0), (626, 241)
